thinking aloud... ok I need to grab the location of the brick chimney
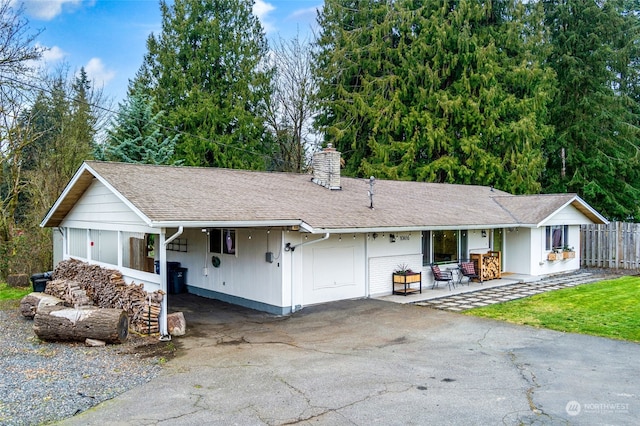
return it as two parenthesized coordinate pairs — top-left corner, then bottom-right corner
(312, 144), (341, 190)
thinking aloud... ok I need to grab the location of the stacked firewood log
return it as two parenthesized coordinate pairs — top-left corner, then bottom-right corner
(45, 259), (164, 335)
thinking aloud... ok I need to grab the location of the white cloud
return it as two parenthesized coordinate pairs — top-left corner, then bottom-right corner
(22, 0), (84, 21)
(289, 5), (322, 21)
(83, 57), (115, 88)
(41, 44), (66, 62)
(253, 0), (276, 34)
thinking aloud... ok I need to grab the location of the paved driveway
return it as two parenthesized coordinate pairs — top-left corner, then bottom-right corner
(59, 296), (638, 425)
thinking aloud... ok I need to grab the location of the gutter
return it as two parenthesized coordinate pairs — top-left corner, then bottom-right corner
(149, 220), (302, 229)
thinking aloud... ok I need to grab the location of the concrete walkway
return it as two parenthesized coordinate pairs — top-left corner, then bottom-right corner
(412, 272), (609, 312)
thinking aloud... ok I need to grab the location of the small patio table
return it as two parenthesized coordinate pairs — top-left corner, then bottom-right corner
(446, 266), (463, 287)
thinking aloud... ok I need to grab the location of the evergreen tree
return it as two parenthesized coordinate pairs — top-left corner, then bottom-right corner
(133, 0), (274, 169)
(542, 0), (640, 220)
(99, 83), (179, 164)
(313, 0), (555, 194)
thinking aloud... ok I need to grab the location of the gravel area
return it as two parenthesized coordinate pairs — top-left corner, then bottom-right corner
(0, 300), (171, 425)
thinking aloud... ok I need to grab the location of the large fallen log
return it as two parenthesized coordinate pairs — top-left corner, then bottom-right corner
(48, 259), (165, 335)
(20, 292), (65, 319)
(33, 305), (128, 344)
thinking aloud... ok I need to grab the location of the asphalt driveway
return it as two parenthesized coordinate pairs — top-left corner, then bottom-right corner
(59, 296), (638, 425)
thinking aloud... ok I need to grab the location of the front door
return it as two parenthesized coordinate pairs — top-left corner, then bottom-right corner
(492, 229), (504, 271)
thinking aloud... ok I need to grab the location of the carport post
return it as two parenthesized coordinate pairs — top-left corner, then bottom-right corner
(159, 226), (183, 338)
(158, 231), (168, 336)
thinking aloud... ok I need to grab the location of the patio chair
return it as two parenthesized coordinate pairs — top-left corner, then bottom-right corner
(459, 261), (481, 284)
(430, 264), (455, 290)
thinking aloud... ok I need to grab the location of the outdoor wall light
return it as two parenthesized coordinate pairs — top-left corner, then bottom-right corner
(481, 230), (487, 238)
(389, 234), (396, 243)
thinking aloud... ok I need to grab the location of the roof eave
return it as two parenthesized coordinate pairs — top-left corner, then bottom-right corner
(300, 223), (523, 234)
(41, 162), (154, 228)
(147, 219), (304, 229)
(536, 195), (609, 227)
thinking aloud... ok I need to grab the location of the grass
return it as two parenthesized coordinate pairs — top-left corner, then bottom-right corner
(465, 275), (640, 342)
(0, 282), (32, 309)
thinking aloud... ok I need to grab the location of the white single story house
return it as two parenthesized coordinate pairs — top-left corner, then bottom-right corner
(41, 147), (608, 335)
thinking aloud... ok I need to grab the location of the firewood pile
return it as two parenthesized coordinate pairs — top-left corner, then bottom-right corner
(46, 259), (164, 335)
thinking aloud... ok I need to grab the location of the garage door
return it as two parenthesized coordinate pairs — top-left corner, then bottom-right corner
(302, 237), (365, 306)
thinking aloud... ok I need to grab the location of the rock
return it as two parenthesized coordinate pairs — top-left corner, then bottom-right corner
(167, 312), (186, 336)
(7, 274), (29, 288)
(85, 338), (106, 347)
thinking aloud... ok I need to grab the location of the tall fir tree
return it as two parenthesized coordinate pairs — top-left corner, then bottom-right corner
(542, 0), (640, 220)
(133, 0), (274, 169)
(99, 83), (178, 164)
(313, 0), (555, 194)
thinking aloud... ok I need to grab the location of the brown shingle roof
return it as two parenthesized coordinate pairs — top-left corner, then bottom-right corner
(41, 161), (607, 230)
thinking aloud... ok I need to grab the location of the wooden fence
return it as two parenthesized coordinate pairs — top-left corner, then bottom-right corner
(581, 222), (640, 270)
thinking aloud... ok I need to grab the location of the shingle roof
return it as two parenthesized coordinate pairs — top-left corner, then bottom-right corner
(41, 161), (607, 230)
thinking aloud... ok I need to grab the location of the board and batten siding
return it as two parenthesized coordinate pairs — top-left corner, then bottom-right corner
(62, 180), (150, 232)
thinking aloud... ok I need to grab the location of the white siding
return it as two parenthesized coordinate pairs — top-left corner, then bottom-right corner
(63, 180), (147, 231)
(533, 225), (581, 276)
(176, 228), (284, 308)
(299, 234), (366, 306)
(504, 227), (532, 274)
(543, 204), (593, 226)
(467, 229), (491, 258)
(369, 254), (423, 296)
(367, 232), (423, 296)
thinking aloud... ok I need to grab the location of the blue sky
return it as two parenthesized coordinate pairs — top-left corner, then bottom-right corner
(21, 0), (321, 104)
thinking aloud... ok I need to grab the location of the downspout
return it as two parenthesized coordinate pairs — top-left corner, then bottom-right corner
(158, 226), (183, 341)
(364, 234), (369, 298)
(164, 226), (184, 246)
(285, 233), (331, 313)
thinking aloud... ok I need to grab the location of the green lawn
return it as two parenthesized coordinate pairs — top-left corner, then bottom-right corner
(0, 282), (31, 309)
(465, 276), (640, 342)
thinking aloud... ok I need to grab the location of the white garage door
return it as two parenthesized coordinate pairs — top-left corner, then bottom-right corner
(302, 237), (365, 306)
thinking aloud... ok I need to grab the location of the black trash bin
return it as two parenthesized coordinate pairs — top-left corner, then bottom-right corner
(166, 262), (181, 294)
(170, 267), (187, 294)
(30, 271), (52, 292)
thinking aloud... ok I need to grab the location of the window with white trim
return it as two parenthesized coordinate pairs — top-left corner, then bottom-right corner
(210, 229), (237, 255)
(546, 225), (569, 250)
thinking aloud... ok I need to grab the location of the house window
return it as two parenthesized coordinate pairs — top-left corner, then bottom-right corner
(546, 225), (569, 250)
(210, 228), (236, 255)
(69, 228), (87, 259)
(90, 229), (118, 265)
(433, 230), (459, 263)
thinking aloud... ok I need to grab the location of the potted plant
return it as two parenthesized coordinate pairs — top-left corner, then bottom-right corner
(562, 246), (576, 259)
(392, 264), (422, 295)
(547, 250), (560, 261)
(393, 263), (421, 283)
(393, 263), (412, 275)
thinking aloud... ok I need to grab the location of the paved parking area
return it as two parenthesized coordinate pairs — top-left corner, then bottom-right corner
(59, 293), (639, 425)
